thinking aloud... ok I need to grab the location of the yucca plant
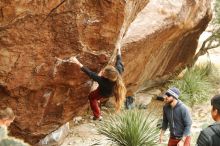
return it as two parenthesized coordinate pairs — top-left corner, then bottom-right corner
(98, 110), (159, 146)
(169, 63), (216, 107)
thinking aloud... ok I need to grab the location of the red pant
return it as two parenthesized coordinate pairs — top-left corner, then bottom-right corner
(168, 136), (191, 146)
(88, 88), (103, 118)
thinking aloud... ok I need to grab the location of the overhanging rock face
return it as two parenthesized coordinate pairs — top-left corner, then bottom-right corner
(121, 0), (212, 91)
(0, 0), (211, 144)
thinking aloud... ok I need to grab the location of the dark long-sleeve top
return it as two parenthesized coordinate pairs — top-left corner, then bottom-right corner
(196, 122), (220, 146)
(81, 55), (124, 97)
(162, 101), (192, 138)
(115, 55), (124, 74)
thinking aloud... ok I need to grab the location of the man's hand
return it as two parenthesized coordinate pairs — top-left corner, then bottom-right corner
(159, 130), (165, 144)
(159, 135), (163, 144)
(177, 139), (184, 146)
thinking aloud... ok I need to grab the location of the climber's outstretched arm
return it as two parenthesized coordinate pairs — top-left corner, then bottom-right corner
(70, 57), (102, 82)
(115, 48), (124, 74)
(70, 57), (83, 67)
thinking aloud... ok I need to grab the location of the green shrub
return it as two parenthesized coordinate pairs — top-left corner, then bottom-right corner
(98, 110), (159, 146)
(169, 63), (218, 107)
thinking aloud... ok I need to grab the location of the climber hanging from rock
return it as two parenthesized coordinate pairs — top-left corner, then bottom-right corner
(69, 47), (126, 120)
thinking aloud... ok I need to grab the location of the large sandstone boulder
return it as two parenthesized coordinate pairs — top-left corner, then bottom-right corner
(0, 0), (212, 144)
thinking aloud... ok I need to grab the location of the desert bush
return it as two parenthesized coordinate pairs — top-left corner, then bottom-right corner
(98, 110), (159, 146)
(169, 63), (219, 107)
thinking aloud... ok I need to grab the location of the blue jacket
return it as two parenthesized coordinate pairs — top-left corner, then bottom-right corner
(162, 101), (192, 138)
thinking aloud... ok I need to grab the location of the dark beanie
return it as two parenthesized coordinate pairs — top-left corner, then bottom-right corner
(211, 94), (220, 111)
(165, 87), (180, 99)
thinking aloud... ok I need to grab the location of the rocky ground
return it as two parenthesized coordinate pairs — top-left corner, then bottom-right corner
(61, 116), (116, 146)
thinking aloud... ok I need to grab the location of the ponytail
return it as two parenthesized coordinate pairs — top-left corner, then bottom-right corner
(102, 65), (126, 112)
(114, 75), (126, 112)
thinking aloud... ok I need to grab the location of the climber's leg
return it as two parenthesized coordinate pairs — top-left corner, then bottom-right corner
(88, 88), (103, 118)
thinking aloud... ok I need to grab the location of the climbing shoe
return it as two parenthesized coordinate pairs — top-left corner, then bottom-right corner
(91, 116), (103, 121)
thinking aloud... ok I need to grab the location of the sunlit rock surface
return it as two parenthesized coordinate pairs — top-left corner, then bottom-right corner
(0, 0), (211, 144)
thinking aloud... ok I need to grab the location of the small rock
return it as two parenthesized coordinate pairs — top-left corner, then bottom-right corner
(73, 116), (83, 124)
(135, 93), (153, 109)
(148, 89), (162, 96)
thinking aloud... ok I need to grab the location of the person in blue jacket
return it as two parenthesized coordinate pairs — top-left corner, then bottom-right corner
(159, 87), (192, 146)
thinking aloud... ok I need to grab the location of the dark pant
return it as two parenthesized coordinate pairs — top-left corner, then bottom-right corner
(168, 136), (191, 146)
(88, 88), (103, 118)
